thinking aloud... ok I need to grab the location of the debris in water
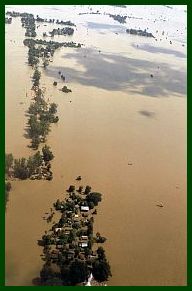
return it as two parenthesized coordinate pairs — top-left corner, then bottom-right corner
(156, 203), (164, 208)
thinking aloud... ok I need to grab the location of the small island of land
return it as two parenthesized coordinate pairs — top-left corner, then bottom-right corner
(36, 184), (112, 286)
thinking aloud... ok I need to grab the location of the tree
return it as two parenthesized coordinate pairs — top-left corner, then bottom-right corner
(86, 192), (102, 206)
(96, 247), (105, 260)
(27, 151), (42, 175)
(96, 236), (107, 243)
(84, 185), (91, 195)
(68, 229), (76, 243)
(31, 136), (40, 149)
(32, 68), (41, 82)
(78, 186), (83, 193)
(87, 201), (95, 209)
(5, 181), (12, 192)
(42, 145), (54, 162)
(33, 151), (43, 167)
(40, 264), (55, 282)
(27, 156), (36, 176)
(5, 182), (12, 206)
(68, 259), (89, 285)
(28, 54), (39, 66)
(49, 103), (57, 115)
(87, 221), (93, 236)
(28, 102), (42, 115)
(13, 158), (29, 179)
(43, 59), (49, 68)
(5, 153), (13, 175)
(92, 259), (112, 282)
(68, 185), (75, 193)
(39, 120), (50, 138)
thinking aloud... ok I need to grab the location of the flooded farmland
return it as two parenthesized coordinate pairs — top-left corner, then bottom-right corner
(5, 5), (187, 286)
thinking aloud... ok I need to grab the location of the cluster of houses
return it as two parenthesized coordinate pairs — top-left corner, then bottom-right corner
(40, 185), (105, 275)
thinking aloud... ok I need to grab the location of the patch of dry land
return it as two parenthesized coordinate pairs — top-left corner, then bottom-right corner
(5, 5), (187, 286)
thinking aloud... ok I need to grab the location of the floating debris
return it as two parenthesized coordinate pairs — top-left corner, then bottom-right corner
(156, 203), (164, 208)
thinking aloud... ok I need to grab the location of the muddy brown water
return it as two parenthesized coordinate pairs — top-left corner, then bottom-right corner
(5, 13), (186, 286)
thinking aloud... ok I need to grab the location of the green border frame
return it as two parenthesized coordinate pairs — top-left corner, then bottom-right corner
(1, 1), (190, 289)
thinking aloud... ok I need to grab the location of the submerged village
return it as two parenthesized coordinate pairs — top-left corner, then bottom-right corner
(5, 5), (186, 287)
(5, 9), (159, 207)
(5, 9), (112, 286)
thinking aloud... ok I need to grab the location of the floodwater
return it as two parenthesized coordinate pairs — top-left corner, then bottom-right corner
(5, 5), (187, 286)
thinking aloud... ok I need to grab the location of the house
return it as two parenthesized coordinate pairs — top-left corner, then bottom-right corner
(80, 206), (89, 212)
(55, 227), (62, 233)
(81, 235), (88, 240)
(79, 242), (88, 248)
(74, 214), (79, 222)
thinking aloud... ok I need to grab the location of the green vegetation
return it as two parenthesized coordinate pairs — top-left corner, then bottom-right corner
(27, 68), (59, 150)
(36, 15), (76, 27)
(49, 27), (74, 37)
(92, 257), (112, 282)
(32, 68), (41, 87)
(42, 145), (54, 162)
(5, 181), (12, 207)
(5, 153), (14, 176)
(5, 149), (53, 181)
(38, 184), (111, 285)
(67, 260), (89, 285)
(21, 14), (36, 37)
(84, 185), (91, 195)
(23, 38), (82, 68)
(5, 17), (12, 24)
(55, 19), (76, 26)
(61, 86), (72, 93)
(86, 192), (102, 206)
(108, 14), (127, 24)
(126, 28), (154, 38)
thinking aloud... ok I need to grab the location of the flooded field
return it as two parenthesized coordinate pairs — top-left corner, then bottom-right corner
(5, 5), (187, 286)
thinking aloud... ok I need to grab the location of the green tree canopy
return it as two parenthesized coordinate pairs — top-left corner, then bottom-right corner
(49, 103), (57, 115)
(68, 259), (89, 285)
(92, 259), (112, 282)
(5, 153), (14, 174)
(13, 158), (29, 179)
(86, 192), (102, 206)
(42, 145), (54, 162)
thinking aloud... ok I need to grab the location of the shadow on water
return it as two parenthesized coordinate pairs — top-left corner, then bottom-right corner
(132, 43), (186, 59)
(45, 48), (186, 97)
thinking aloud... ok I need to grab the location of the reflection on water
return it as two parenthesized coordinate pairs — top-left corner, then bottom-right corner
(6, 5), (186, 286)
